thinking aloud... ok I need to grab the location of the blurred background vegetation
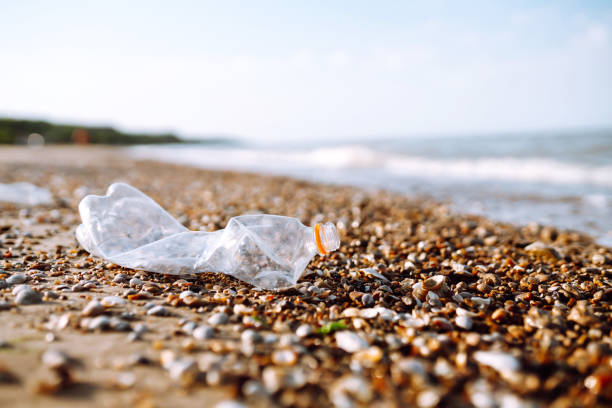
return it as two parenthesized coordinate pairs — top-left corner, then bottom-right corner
(0, 118), (185, 145)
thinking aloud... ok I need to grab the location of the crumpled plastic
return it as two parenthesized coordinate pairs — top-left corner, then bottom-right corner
(0, 182), (53, 205)
(76, 183), (335, 289)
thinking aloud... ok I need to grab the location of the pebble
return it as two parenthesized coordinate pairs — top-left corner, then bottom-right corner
(112, 273), (129, 283)
(193, 326), (214, 340)
(361, 268), (389, 282)
(361, 293), (374, 307)
(147, 305), (171, 316)
(335, 331), (369, 353)
(12, 284), (31, 296)
(46, 313), (71, 331)
(87, 316), (111, 330)
(15, 288), (42, 305)
(167, 358), (198, 386)
(133, 323), (148, 335)
(473, 351), (520, 376)
(262, 367), (306, 393)
(452, 262), (469, 274)
(127, 332), (141, 342)
(279, 334), (300, 347)
(82, 300), (104, 317)
(423, 275), (445, 291)
(330, 375), (373, 406)
(182, 321), (198, 334)
(472, 297), (491, 306)
(242, 380), (267, 397)
(272, 349), (298, 366)
(456, 307), (478, 317)
(101, 296), (126, 307)
(42, 350), (72, 370)
(6, 273), (26, 285)
(352, 346), (383, 367)
(455, 315), (473, 330)
(417, 389), (442, 408)
(491, 308), (507, 321)
(431, 317), (453, 331)
(241, 329), (262, 344)
(179, 290), (197, 299)
(592, 253), (606, 265)
(296, 324), (314, 338)
(214, 401), (248, 408)
(110, 317), (131, 331)
(114, 372), (136, 389)
(208, 312), (229, 326)
(129, 278), (143, 287)
(525, 241), (559, 259)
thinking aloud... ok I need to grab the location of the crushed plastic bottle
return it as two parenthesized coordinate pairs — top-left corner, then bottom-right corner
(0, 182), (53, 205)
(76, 183), (340, 289)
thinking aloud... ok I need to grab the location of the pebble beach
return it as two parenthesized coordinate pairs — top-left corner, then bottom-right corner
(0, 146), (611, 408)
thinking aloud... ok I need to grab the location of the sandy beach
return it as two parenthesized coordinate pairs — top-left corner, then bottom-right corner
(0, 146), (611, 407)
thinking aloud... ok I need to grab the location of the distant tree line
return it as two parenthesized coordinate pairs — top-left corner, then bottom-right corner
(0, 118), (184, 145)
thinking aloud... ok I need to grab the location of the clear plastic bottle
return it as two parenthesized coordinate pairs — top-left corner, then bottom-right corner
(76, 183), (340, 289)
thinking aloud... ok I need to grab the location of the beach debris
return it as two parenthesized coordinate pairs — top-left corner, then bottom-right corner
(0, 182), (53, 205)
(76, 183), (340, 289)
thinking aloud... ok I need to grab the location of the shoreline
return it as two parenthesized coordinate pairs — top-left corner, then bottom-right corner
(1, 146), (611, 407)
(5, 143), (603, 247)
(128, 143), (612, 248)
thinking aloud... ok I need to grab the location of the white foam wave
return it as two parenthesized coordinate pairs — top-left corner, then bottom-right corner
(129, 144), (612, 187)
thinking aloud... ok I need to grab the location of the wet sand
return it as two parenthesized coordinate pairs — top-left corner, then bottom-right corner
(0, 146), (611, 407)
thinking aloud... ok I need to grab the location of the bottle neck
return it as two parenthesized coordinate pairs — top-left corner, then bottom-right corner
(312, 222), (340, 255)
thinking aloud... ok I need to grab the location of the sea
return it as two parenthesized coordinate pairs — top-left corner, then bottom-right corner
(129, 129), (612, 247)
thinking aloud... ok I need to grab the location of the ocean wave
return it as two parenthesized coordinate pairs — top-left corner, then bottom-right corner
(130, 144), (612, 187)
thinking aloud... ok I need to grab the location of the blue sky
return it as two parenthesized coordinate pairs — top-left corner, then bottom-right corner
(1, 1), (611, 140)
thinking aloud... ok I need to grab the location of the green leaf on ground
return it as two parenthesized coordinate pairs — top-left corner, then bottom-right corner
(317, 320), (348, 335)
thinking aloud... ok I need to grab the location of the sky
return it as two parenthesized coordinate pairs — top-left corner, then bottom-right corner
(1, 0), (611, 141)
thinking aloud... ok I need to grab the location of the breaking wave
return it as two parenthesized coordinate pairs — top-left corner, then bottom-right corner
(130, 144), (612, 187)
